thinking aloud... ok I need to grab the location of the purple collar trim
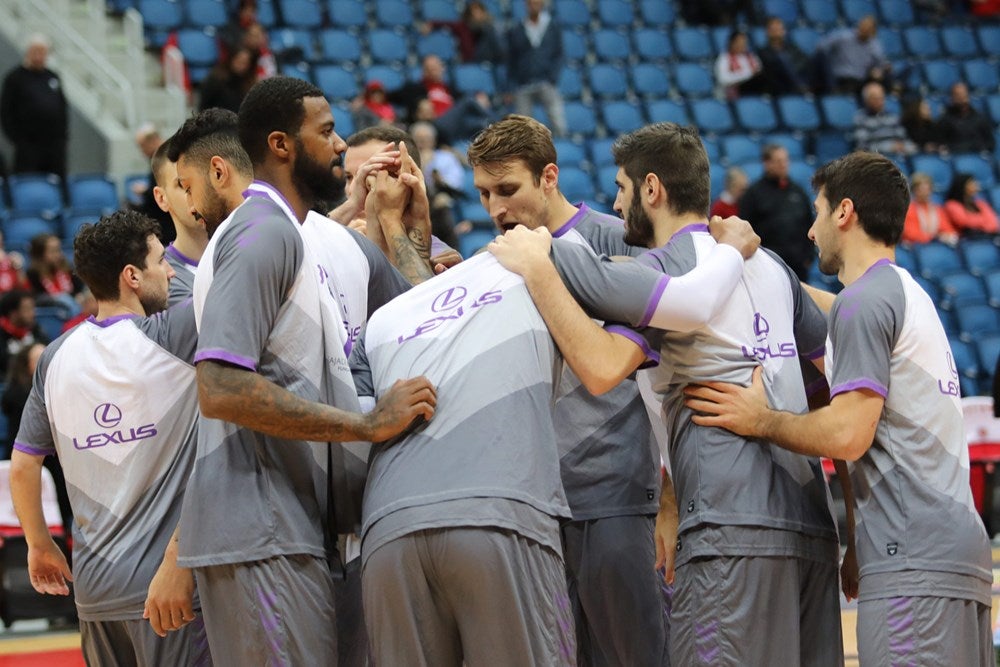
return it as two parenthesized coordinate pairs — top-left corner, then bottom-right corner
(244, 180), (299, 224)
(863, 257), (895, 277)
(88, 313), (138, 328)
(552, 203), (589, 238)
(165, 244), (198, 268)
(672, 222), (710, 237)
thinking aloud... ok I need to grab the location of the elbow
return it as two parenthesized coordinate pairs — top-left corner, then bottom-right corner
(577, 364), (629, 396)
(833, 430), (871, 462)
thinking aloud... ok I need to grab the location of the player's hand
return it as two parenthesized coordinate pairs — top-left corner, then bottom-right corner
(347, 218), (367, 233)
(840, 541), (859, 601)
(431, 248), (463, 274)
(709, 215), (759, 259)
(396, 143), (433, 259)
(330, 143), (400, 223)
(143, 540), (197, 637)
(27, 538), (72, 595)
(654, 504), (678, 585)
(683, 366), (769, 437)
(368, 170), (411, 222)
(487, 225), (552, 277)
(366, 376), (437, 442)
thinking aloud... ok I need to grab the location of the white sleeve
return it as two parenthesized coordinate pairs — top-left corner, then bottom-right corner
(645, 244), (745, 332)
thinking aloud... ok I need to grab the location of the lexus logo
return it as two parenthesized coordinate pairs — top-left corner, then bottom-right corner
(753, 313), (770, 341)
(431, 286), (468, 313)
(94, 403), (123, 428)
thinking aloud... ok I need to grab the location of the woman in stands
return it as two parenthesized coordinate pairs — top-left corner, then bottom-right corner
(198, 47), (258, 113)
(26, 233), (81, 317)
(943, 172), (1000, 237)
(903, 172), (957, 244)
(714, 30), (765, 100)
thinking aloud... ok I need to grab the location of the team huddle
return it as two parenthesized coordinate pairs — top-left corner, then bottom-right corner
(7, 75), (994, 667)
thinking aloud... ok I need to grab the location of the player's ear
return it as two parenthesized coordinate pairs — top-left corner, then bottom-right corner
(541, 163), (559, 193)
(152, 186), (170, 213)
(268, 130), (292, 161)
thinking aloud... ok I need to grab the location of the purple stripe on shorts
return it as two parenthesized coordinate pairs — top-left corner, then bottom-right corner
(639, 275), (671, 327)
(887, 597), (915, 658)
(13, 441), (50, 456)
(193, 348), (257, 371)
(695, 620), (720, 663)
(830, 378), (888, 399)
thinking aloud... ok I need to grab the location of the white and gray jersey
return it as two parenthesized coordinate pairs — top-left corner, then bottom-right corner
(14, 304), (199, 621)
(827, 259), (992, 604)
(179, 181), (367, 568)
(165, 244), (198, 306)
(552, 205), (659, 519)
(554, 225), (838, 566)
(300, 211), (411, 356)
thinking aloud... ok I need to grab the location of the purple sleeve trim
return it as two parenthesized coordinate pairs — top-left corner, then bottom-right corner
(803, 344), (826, 361)
(830, 378), (888, 399)
(638, 275), (671, 327)
(13, 441), (50, 457)
(606, 325), (661, 366)
(804, 376), (829, 398)
(193, 348), (258, 371)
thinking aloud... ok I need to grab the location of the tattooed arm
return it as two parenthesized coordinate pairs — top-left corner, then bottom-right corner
(367, 147), (434, 284)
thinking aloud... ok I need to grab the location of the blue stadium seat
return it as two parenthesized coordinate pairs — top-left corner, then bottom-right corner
(138, 0), (183, 32)
(917, 276), (942, 306)
(913, 241), (963, 280)
(788, 160), (814, 193)
(988, 95), (1000, 124)
(985, 269), (1000, 307)
(330, 104), (355, 136)
(564, 102), (597, 137)
(596, 0), (633, 27)
(593, 29), (630, 63)
(362, 64), (405, 90)
(588, 64), (628, 99)
(903, 26), (943, 59)
(417, 31), (457, 62)
(280, 0), (323, 28)
(68, 176), (118, 213)
(176, 28), (219, 74)
(762, 0), (798, 23)
(910, 155), (953, 194)
(558, 67), (583, 99)
(368, 29), (409, 64)
(992, 185), (1000, 213)
(801, 0), (840, 27)
(940, 273), (987, 310)
(280, 62), (313, 82)
(554, 139), (586, 168)
(733, 97), (778, 134)
(558, 167), (595, 203)
(458, 229), (495, 258)
(630, 63), (670, 98)
(269, 28), (316, 61)
(710, 164), (726, 200)
(314, 64), (358, 101)
(639, 0), (674, 25)
(841, 0), (877, 23)
(777, 96), (821, 132)
(4, 216), (58, 254)
(255, 0), (277, 27)
(562, 30), (588, 63)
(691, 99), (734, 135)
(673, 63), (714, 97)
(961, 239), (1000, 277)
(878, 27), (905, 59)
(34, 306), (66, 342)
(672, 27), (713, 61)
(8, 175), (62, 217)
(122, 174), (148, 207)
(602, 101), (645, 135)
(452, 64), (495, 95)
(722, 135), (760, 165)
(941, 25), (980, 59)
(950, 338), (982, 394)
(420, 0), (458, 21)
(633, 29), (671, 62)
(963, 60), (999, 93)
(703, 137), (721, 162)
(789, 27), (820, 55)
(876, 0), (915, 26)
(185, 0), (228, 28)
(977, 25), (1000, 58)
(319, 28), (361, 63)
(767, 133), (805, 160)
(814, 132), (851, 163)
(646, 100), (689, 125)
(554, 0), (591, 28)
(588, 137), (616, 168)
(894, 244), (916, 273)
(327, 0), (367, 28)
(374, 0), (413, 27)
(975, 335), (1000, 385)
(953, 154), (996, 190)
(62, 211), (99, 242)
(596, 165), (620, 203)
(819, 95), (858, 132)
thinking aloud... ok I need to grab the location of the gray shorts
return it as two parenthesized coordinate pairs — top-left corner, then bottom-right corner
(857, 595), (992, 667)
(670, 555), (843, 667)
(562, 515), (668, 666)
(193, 554), (336, 667)
(362, 526), (576, 667)
(80, 616), (211, 667)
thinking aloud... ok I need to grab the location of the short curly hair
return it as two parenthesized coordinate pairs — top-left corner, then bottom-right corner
(73, 210), (162, 301)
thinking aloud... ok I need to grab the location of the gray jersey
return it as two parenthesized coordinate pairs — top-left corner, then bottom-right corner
(827, 260), (992, 604)
(179, 181), (366, 568)
(14, 304), (199, 621)
(553, 205), (659, 519)
(165, 244), (198, 306)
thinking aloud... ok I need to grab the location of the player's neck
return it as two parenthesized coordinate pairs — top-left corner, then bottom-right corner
(544, 197), (582, 234)
(253, 165), (309, 223)
(170, 226), (208, 263)
(839, 240), (895, 287)
(654, 212), (706, 248)
(96, 297), (146, 321)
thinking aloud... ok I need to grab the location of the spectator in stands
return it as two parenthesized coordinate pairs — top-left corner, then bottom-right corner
(352, 80), (398, 130)
(1, 342), (44, 458)
(420, 1), (504, 64)
(388, 55), (455, 124)
(0, 230), (27, 294)
(852, 81), (916, 155)
(738, 144), (815, 281)
(939, 82), (996, 155)
(715, 30), (765, 100)
(817, 15), (891, 95)
(0, 34), (68, 181)
(901, 97), (945, 154)
(903, 173), (957, 245)
(131, 123), (177, 242)
(198, 47), (257, 113)
(943, 172), (1000, 237)
(0, 289), (47, 378)
(758, 16), (811, 97)
(26, 234), (82, 316)
(435, 91), (499, 144)
(59, 289), (98, 333)
(506, 0), (567, 137)
(412, 121), (463, 249)
(710, 166), (748, 219)
(970, 0), (1000, 16)
(241, 23), (277, 80)
(679, 0), (757, 25)
(220, 0), (259, 55)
